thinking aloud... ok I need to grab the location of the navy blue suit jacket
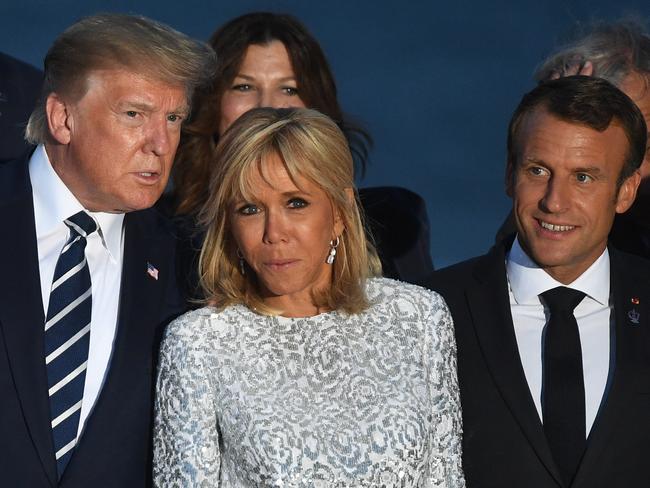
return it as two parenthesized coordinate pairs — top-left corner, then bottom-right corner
(426, 241), (650, 488)
(0, 155), (186, 487)
(0, 52), (41, 162)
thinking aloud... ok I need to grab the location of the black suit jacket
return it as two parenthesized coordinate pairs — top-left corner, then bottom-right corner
(426, 242), (650, 488)
(0, 52), (41, 162)
(358, 186), (434, 283)
(0, 155), (185, 487)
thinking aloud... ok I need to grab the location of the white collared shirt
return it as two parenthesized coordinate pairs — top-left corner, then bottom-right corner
(506, 237), (611, 435)
(30, 144), (124, 437)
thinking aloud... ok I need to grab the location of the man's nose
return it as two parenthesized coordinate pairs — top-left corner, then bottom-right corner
(540, 177), (571, 213)
(144, 117), (172, 156)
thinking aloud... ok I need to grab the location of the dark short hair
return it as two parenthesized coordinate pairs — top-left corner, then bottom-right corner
(172, 12), (371, 216)
(507, 76), (647, 185)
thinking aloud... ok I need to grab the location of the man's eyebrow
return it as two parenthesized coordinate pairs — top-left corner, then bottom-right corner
(171, 104), (190, 116)
(118, 100), (189, 115)
(573, 166), (603, 175)
(118, 100), (155, 111)
(523, 157), (546, 165)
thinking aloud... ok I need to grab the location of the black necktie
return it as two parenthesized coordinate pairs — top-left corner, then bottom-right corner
(541, 286), (587, 486)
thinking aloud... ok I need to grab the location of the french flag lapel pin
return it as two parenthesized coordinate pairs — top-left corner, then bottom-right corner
(627, 296), (640, 325)
(147, 262), (159, 281)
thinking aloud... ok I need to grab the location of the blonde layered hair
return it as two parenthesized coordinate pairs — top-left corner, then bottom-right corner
(198, 108), (381, 315)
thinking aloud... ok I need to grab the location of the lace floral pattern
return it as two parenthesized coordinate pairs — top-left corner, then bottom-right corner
(154, 278), (464, 487)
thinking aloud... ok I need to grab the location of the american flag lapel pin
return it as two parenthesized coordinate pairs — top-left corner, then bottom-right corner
(146, 262), (159, 281)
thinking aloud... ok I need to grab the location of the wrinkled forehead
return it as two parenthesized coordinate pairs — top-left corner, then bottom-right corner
(63, 63), (190, 106)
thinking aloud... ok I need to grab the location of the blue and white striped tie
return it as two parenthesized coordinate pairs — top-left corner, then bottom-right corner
(44, 211), (97, 477)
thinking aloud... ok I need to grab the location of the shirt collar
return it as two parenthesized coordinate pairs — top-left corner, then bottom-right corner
(506, 235), (610, 306)
(29, 144), (124, 261)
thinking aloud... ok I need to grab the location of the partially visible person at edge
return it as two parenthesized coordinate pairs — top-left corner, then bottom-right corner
(0, 14), (215, 487)
(153, 108), (464, 487)
(163, 12), (434, 299)
(429, 77), (650, 487)
(496, 20), (650, 258)
(0, 51), (43, 161)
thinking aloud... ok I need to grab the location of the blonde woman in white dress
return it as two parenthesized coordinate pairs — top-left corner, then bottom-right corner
(153, 107), (465, 487)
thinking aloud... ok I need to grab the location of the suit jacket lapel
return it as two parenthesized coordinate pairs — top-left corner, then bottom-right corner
(110, 210), (168, 379)
(467, 244), (564, 486)
(572, 248), (649, 487)
(71, 208), (176, 453)
(0, 158), (57, 485)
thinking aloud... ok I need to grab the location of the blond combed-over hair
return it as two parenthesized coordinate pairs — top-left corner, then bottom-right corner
(26, 13), (216, 144)
(198, 108), (381, 315)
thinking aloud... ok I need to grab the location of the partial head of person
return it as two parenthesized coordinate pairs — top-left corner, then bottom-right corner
(535, 20), (650, 179)
(25, 13), (216, 213)
(173, 12), (369, 216)
(198, 107), (380, 317)
(506, 76), (647, 284)
(210, 12), (341, 135)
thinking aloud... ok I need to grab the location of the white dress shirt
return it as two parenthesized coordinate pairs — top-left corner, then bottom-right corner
(30, 144), (124, 437)
(506, 237), (611, 435)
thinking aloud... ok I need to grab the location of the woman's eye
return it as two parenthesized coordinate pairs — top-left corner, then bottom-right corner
(232, 84), (252, 92)
(237, 204), (259, 215)
(287, 198), (308, 209)
(282, 86), (299, 96)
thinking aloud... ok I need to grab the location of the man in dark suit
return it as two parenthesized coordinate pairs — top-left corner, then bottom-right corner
(0, 14), (215, 487)
(427, 76), (650, 487)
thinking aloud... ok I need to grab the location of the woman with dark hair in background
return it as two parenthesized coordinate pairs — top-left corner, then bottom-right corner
(154, 108), (463, 486)
(168, 12), (433, 301)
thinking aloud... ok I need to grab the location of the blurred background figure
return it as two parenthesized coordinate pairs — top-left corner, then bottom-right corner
(165, 12), (434, 301)
(496, 20), (650, 258)
(154, 108), (464, 487)
(0, 52), (42, 161)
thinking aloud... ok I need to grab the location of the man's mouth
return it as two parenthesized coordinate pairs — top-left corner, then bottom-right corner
(539, 220), (575, 232)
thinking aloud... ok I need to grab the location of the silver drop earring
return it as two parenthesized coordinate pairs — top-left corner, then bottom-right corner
(326, 236), (340, 264)
(236, 248), (245, 275)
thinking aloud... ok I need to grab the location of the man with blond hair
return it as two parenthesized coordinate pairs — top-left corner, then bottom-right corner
(0, 13), (215, 487)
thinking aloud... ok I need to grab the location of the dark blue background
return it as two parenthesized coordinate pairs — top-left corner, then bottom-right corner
(2, 0), (648, 267)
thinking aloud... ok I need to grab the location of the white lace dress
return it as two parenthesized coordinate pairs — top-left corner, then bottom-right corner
(153, 278), (464, 487)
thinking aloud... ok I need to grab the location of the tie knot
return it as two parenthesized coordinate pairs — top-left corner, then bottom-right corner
(541, 286), (586, 313)
(64, 211), (97, 238)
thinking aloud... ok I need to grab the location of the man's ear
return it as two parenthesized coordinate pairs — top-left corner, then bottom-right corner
(46, 93), (73, 145)
(615, 170), (641, 214)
